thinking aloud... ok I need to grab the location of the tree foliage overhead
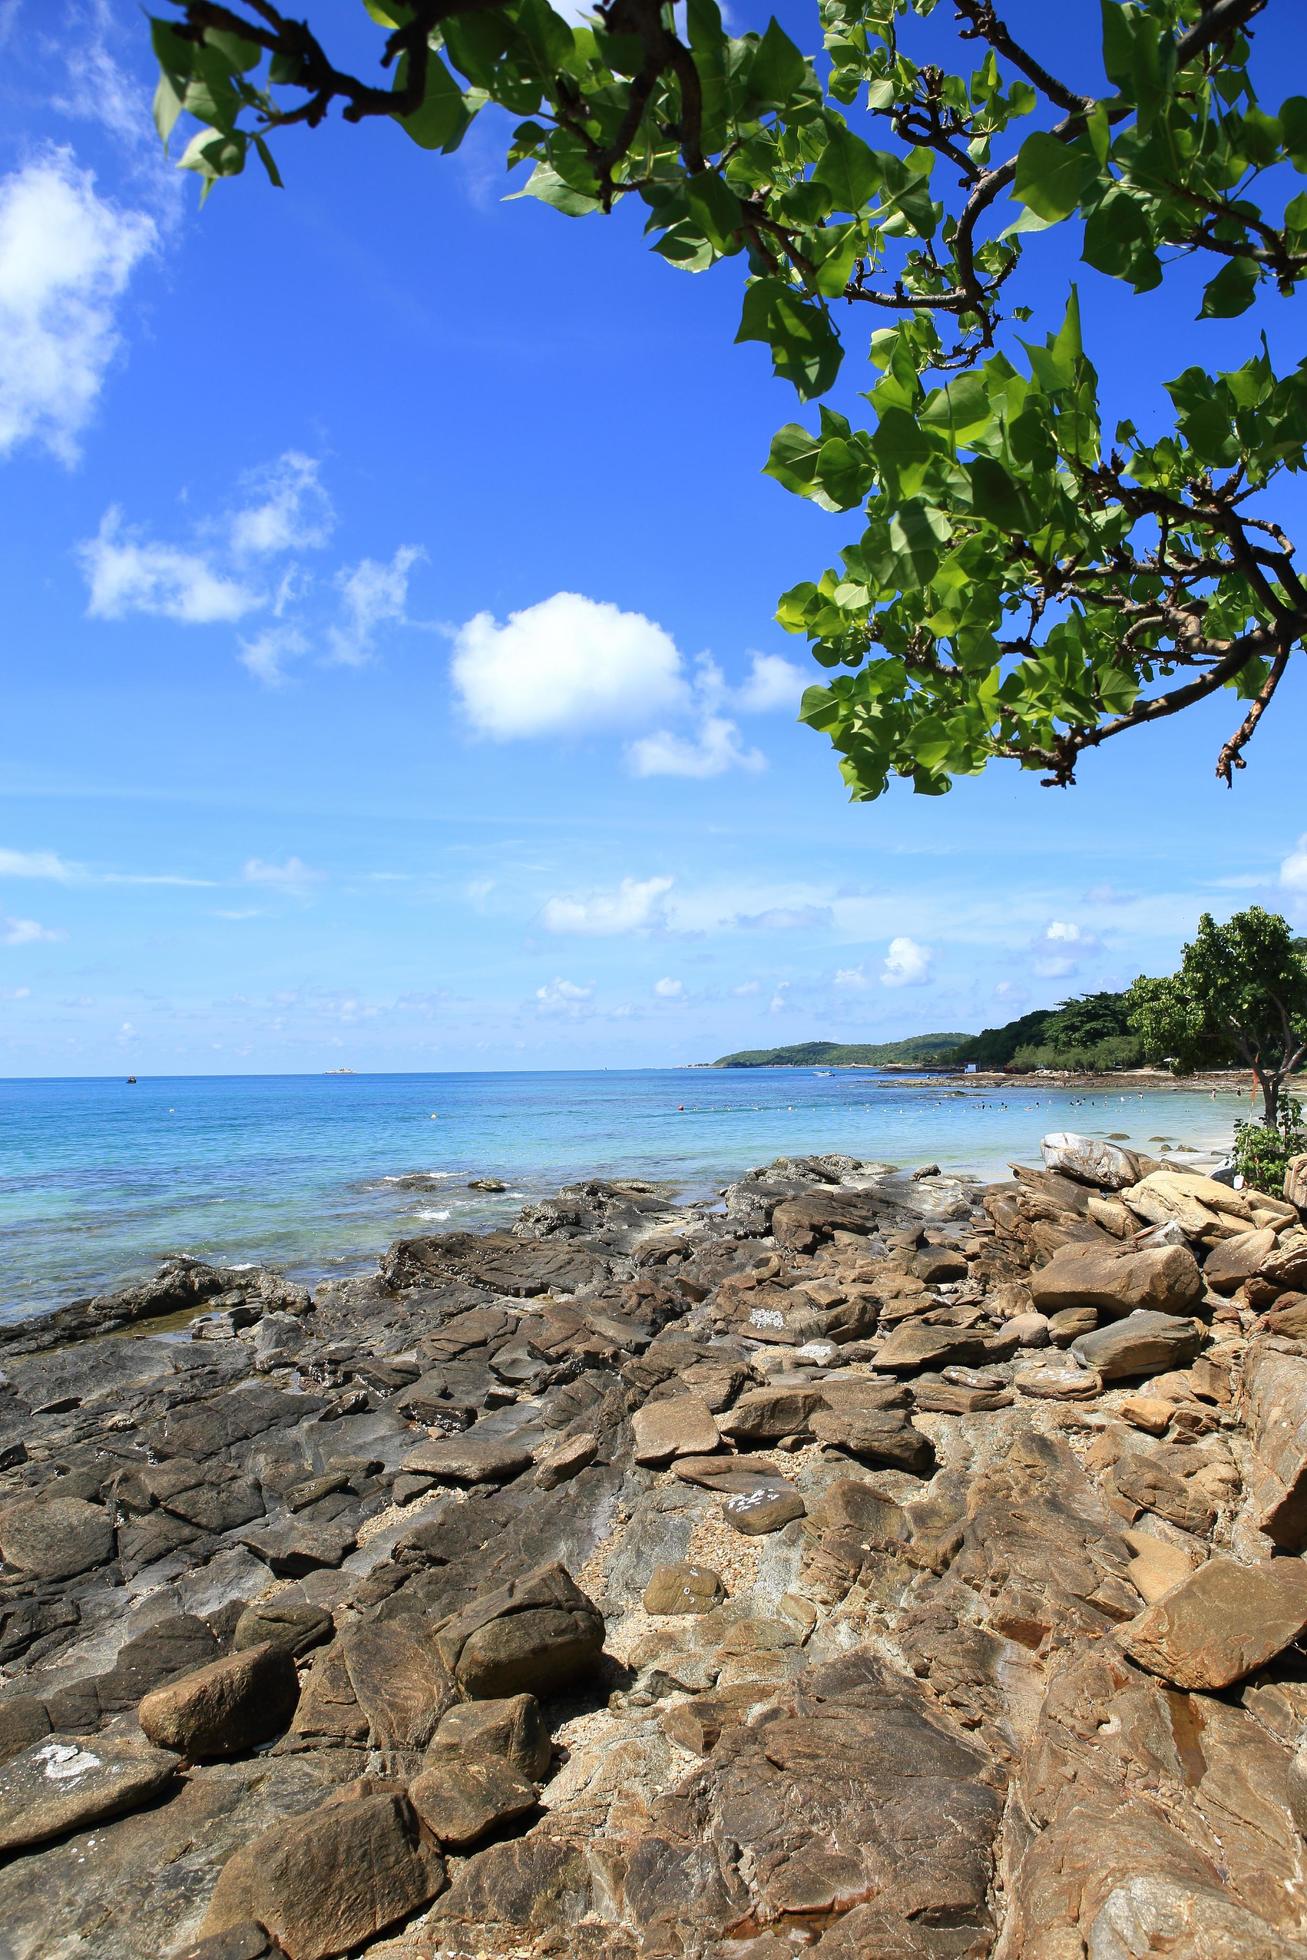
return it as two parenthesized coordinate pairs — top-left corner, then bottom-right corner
(1127, 904), (1307, 1119)
(148, 0), (1307, 797)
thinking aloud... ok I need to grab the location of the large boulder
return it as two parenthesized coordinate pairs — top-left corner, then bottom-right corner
(1071, 1311), (1204, 1383)
(138, 1642), (299, 1760)
(408, 1757), (536, 1849)
(199, 1790), (445, 1960)
(1202, 1226), (1277, 1294)
(427, 1695), (552, 1781)
(434, 1562), (604, 1700)
(1120, 1554), (1307, 1690)
(1041, 1133), (1141, 1190)
(1261, 1228), (1307, 1292)
(1122, 1169), (1253, 1240)
(1030, 1241), (1202, 1319)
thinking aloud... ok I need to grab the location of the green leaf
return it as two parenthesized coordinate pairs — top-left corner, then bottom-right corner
(814, 121), (881, 212)
(747, 19), (807, 107)
(737, 279), (842, 400)
(153, 70), (185, 148)
(395, 51), (472, 153)
(1013, 131), (1092, 224)
(919, 371), (991, 447)
(1199, 255), (1258, 319)
(765, 423), (841, 508)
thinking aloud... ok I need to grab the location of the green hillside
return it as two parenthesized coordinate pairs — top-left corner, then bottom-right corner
(709, 1035), (970, 1068)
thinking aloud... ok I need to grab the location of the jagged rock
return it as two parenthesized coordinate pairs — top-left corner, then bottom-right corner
(718, 1385), (825, 1444)
(1030, 1240), (1203, 1318)
(0, 1494), (115, 1580)
(1114, 1453), (1217, 1537)
(0, 1732), (179, 1855)
(811, 1406), (934, 1474)
(138, 1642), (299, 1760)
(427, 1695), (552, 1781)
(1120, 1553), (1307, 1689)
(199, 1790), (445, 1960)
(643, 1563), (725, 1613)
(534, 1432), (598, 1488)
(631, 1395), (720, 1466)
(1071, 1310), (1204, 1382)
(435, 1562), (604, 1699)
(1121, 1527), (1200, 1602)
(233, 1600), (333, 1659)
(341, 1622), (456, 1750)
(1042, 1132), (1141, 1189)
(408, 1755), (536, 1848)
(1241, 1338), (1307, 1550)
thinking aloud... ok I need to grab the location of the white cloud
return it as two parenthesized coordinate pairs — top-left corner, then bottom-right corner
(535, 976), (594, 1013)
(1282, 835), (1307, 893)
(653, 976), (684, 999)
(882, 936), (931, 987)
(736, 651), (805, 713)
(627, 715), (765, 779)
(81, 507), (260, 623)
(0, 847), (76, 880)
(230, 452), (335, 557)
(3, 917), (65, 945)
(3, 985), (32, 1000)
(731, 980), (761, 997)
(769, 981), (791, 1013)
(452, 592), (688, 739)
(0, 148), (155, 463)
(834, 964), (868, 989)
(1044, 920), (1085, 944)
(328, 545), (423, 665)
(242, 856), (323, 895)
(994, 980), (1021, 999)
(239, 624), (309, 687)
(541, 874), (673, 936)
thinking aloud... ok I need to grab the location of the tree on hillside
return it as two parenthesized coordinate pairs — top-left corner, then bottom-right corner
(146, 1), (1307, 799)
(1126, 906), (1307, 1122)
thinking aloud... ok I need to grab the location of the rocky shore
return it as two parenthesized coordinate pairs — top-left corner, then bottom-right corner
(3, 1138), (1307, 1956)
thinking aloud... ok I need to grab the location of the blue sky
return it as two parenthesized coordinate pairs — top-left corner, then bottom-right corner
(1, 0), (1305, 1075)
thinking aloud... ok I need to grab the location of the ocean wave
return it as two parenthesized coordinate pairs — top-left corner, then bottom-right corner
(415, 1207), (452, 1222)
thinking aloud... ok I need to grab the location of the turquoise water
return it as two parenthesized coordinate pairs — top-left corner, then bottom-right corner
(0, 1070), (1243, 1323)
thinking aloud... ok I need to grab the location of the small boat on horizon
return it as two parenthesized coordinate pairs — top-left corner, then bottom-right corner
(126, 1075), (137, 1084)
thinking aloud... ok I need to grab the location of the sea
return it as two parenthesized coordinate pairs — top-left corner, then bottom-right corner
(0, 1068), (1249, 1325)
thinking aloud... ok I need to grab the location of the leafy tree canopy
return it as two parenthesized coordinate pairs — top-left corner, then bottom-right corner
(147, 0), (1307, 798)
(1127, 904), (1307, 1118)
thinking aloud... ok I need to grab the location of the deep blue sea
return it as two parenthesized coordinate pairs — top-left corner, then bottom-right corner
(0, 1069), (1244, 1323)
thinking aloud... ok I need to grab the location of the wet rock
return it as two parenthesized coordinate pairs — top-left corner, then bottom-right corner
(408, 1755), (536, 1849)
(1071, 1309), (1203, 1382)
(643, 1562), (725, 1614)
(199, 1790), (445, 1960)
(0, 1732), (179, 1855)
(1120, 1554), (1307, 1689)
(631, 1395), (720, 1467)
(722, 1487), (805, 1535)
(0, 1494), (115, 1580)
(427, 1694), (552, 1780)
(138, 1642), (299, 1760)
(435, 1562), (604, 1699)
(1030, 1240), (1203, 1318)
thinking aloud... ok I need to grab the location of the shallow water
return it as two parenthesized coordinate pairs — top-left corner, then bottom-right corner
(0, 1068), (1246, 1321)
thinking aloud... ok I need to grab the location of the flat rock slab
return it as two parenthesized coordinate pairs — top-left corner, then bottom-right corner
(631, 1395), (720, 1467)
(811, 1408), (934, 1475)
(1071, 1311), (1203, 1383)
(0, 1495), (115, 1581)
(671, 1454), (790, 1494)
(0, 1733), (179, 1855)
(240, 1520), (357, 1576)
(402, 1434), (533, 1484)
(722, 1487), (806, 1535)
(1120, 1554), (1307, 1690)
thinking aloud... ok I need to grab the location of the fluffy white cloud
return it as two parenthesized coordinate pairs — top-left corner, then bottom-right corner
(627, 715), (764, 779)
(239, 624), (309, 687)
(0, 149), (155, 463)
(242, 856), (322, 895)
(0, 847), (76, 880)
(834, 964), (868, 989)
(230, 452), (335, 557)
(882, 936), (931, 987)
(1282, 835), (1307, 893)
(653, 976), (684, 999)
(769, 981), (791, 1013)
(328, 546), (423, 666)
(81, 508), (260, 623)
(452, 592), (688, 739)
(735, 652), (806, 713)
(542, 875), (673, 936)
(535, 977), (594, 1013)
(3, 917), (65, 945)
(1044, 920), (1085, 943)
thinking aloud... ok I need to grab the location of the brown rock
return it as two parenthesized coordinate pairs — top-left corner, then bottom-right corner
(427, 1695), (551, 1781)
(408, 1756), (536, 1849)
(435, 1561), (604, 1699)
(400, 1432), (532, 1485)
(1047, 1305), (1099, 1346)
(1113, 1454), (1216, 1537)
(1203, 1227), (1277, 1294)
(341, 1621), (455, 1750)
(0, 1494), (114, 1581)
(806, 1479), (905, 1548)
(1243, 1338), (1307, 1550)
(534, 1432), (598, 1489)
(1121, 1528), (1200, 1603)
(1014, 1359), (1101, 1400)
(138, 1642), (299, 1760)
(810, 1407), (934, 1475)
(0, 1732), (179, 1855)
(1070, 1310), (1203, 1382)
(870, 1324), (993, 1373)
(1263, 1228), (1307, 1291)
(718, 1386), (825, 1445)
(1030, 1240), (1203, 1319)
(642, 1562), (725, 1614)
(1120, 1554), (1307, 1689)
(199, 1791), (445, 1960)
(631, 1394), (720, 1466)
(671, 1452), (790, 1493)
(722, 1487), (805, 1535)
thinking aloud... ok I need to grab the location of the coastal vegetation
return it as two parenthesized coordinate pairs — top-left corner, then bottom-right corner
(709, 1033), (970, 1067)
(148, 0), (1307, 800)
